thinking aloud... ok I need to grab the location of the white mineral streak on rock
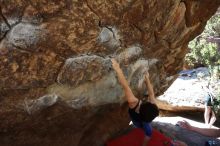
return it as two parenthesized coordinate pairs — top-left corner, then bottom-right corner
(24, 94), (59, 115)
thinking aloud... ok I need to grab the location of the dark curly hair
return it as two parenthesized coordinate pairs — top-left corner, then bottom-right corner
(139, 101), (159, 123)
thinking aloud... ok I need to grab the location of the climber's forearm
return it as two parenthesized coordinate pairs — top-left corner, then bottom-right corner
(114, 69), (130, 90)
(144, 75), (156, 103)
(111, 59), (138, 108)
(115, 69), (138, 106)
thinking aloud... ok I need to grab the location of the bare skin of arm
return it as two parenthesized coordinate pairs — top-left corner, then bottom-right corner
(143, 73), (176, 110)
(111, 59), (138, 109)
(144, 73), (156, 104)
(177, 120), (220, 138)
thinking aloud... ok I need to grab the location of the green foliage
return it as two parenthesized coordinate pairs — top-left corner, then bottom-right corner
(186, 39), (219, 66)
(185, 13), (220, 77)
(212, 87), (220, 116)
(203, 13), (220, 37)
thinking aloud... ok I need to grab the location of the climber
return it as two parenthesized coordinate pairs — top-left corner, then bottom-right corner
(111, 59), (187, 146)
(202, 83), (216, 128)
(177, 120), (220, 138)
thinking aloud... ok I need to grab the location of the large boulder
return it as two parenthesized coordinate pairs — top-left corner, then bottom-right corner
(0, 0), (219, 145)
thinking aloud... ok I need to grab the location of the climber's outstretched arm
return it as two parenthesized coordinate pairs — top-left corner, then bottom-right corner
(111, 59), (138, 108)
(144, 72), (156, 104)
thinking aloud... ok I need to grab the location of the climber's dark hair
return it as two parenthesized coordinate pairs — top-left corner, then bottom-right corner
(139, 101), (159, 123)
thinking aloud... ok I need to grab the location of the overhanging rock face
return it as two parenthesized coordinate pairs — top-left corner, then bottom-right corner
(0, 1), (219, 146)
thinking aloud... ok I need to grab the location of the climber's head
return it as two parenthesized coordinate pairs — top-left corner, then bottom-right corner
(139, 101), (159, 123)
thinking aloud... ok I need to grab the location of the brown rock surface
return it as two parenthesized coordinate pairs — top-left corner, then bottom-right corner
(0, 1), (219, 146)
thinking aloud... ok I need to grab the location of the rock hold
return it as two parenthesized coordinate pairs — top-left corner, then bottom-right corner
(23, 94), (59, 115)
(98, 26), (121, 50)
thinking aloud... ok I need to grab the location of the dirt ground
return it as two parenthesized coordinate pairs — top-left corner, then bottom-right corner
(158, 67), (220, 127)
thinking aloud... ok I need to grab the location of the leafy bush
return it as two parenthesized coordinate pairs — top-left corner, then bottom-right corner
(212, 95), (220, 116)
(186, 39), (219, 66)
(185, 13), (220, 78)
